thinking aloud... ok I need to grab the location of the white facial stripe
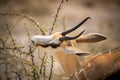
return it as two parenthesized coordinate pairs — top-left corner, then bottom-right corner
(31, 35), (53, 45)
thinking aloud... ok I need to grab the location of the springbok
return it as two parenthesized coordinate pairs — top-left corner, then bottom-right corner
(31, 17), (107, 76)
(74, 47), (120, 80)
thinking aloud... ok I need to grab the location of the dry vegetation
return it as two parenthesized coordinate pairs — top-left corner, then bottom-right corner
(0, 0), (120, 80)
(0, 17), (55, 80)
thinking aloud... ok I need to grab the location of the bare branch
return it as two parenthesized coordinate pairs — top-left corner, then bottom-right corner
(5, 23), (16, 47)
(49, 0), (64, 35)
(0, 12), (46, 35)
(48, 56), (54, 80)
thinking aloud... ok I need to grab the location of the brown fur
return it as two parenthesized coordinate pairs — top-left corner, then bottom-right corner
(55, 51), (81, 75)
(74, 47), (120, 80)
(52, 32), (107, 77)
(52, 33), (81, 75)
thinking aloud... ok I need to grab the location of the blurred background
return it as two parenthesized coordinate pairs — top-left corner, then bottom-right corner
(0, 0), (120, 52)
(0, 0), (120, 79)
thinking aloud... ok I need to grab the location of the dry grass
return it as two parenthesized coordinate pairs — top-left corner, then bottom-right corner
(0, 21), (54, 80)
(0, 0), (67, 80)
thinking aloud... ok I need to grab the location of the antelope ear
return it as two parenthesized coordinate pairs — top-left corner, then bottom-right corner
(76, 33), (107, 43)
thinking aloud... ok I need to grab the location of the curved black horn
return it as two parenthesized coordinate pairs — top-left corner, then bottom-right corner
(61, 17), (91, 36)
(60, 30), (85, 41)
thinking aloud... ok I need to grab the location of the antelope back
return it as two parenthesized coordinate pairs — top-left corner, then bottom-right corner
(75, 47), (120, 80)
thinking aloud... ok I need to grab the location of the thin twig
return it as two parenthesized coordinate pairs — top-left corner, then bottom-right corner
(0, 39), (7, 52)
(62, 17), (67, 31)
(0, 39), (5, 48)
(0, 12), (46, 35)
(43, 65), (46, 80)
(48, 56), (54, 80)
(49, 0), (64, 35)
(28, 38), (37, 80)
(29, 46), (37, 80)
(19, 54), (30, 77)
(39, 53), (47, 75)
(11, 71), (22, 80)
(6, 23), (16, 47)
(42, 53), (48, 80)
(24, 26), (31, 41)
(5, 64), (10, 80)
(5, 24), (25, 55)
(0, 46), (27, 54)
(24, 23), (38, 79)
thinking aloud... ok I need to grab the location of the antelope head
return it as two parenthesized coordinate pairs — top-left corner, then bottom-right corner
(31, 17), (107, 56)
